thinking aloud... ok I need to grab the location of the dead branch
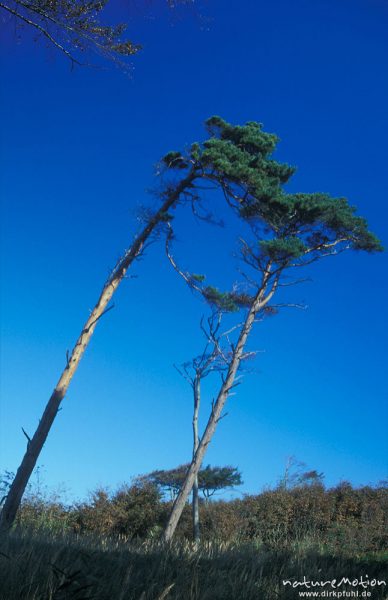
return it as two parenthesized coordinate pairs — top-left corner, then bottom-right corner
(83, 304), (115, 334)
(0, 1), (81, 65)
(21, 428), (31, 448)
(165, 224), (203, 294)
(270, 302), (307, 310)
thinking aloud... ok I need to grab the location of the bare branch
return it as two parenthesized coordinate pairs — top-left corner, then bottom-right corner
(190, 196), (224, 227)
(83, 303), (115, 334)
(278, 277), (312, 287)
(21, 427), (31, 448)
(270, 302), (308, 310)
(0, 1), (81, 65)
(237, 268), (260, 289)
(173, 363), (194, 387)
(288, 244), (350, 269)
(215, 411), (229, 423)
(165, 224), (203, 294)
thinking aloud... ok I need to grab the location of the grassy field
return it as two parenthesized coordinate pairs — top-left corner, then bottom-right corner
(0, 528), (386, 600)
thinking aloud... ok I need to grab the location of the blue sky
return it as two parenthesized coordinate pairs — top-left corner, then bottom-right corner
(1, 0), (387, 501)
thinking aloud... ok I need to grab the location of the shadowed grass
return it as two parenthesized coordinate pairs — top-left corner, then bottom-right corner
(0, 528), (386, 599)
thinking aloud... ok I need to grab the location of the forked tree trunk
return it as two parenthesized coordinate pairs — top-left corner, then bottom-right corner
(163, 268), (277, 543)
(192, 375), (201, 543)
(0, 171), (196, 534)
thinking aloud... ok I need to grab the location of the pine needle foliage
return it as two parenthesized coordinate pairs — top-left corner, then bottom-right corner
(163, 116), (383, 270)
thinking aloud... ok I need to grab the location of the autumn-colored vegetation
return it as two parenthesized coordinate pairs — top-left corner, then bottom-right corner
(1, 470), (387, 599)
(9, 479), (388, 554)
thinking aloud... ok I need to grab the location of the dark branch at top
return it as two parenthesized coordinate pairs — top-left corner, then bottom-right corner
(0, 0), (192, 69)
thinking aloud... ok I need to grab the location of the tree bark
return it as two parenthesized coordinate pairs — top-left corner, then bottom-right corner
(0, 170), (197, 534)
(163, 268), (277, 543)
(192, 374), (201, 543)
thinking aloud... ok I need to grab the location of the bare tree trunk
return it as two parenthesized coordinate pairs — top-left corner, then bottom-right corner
(0, 171), (196, 534)
(163, 268), (277, 543)
(192, 374), (200, 543)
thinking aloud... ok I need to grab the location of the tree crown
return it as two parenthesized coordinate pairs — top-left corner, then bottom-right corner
(140, 464), (243, 499)
(163, 117), (382, 280)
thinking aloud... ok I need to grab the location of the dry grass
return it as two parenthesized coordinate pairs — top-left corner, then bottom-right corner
(0, 528), (386, 599)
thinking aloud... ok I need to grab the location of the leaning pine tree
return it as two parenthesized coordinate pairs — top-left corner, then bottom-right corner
(162, 117), (383, 542)
(0, 117), (294, 533)
(0, 169), (195, 533)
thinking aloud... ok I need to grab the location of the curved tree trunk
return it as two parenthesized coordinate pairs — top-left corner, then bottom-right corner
(163, 268), (277, 543)
(0, 170), (196, 534)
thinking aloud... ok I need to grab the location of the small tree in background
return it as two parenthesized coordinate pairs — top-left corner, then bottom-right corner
(143, 464), (242, 501)
(141, 462), (242, 538)
(162, 117), (382, 542)
(199, 465), (242, 501)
